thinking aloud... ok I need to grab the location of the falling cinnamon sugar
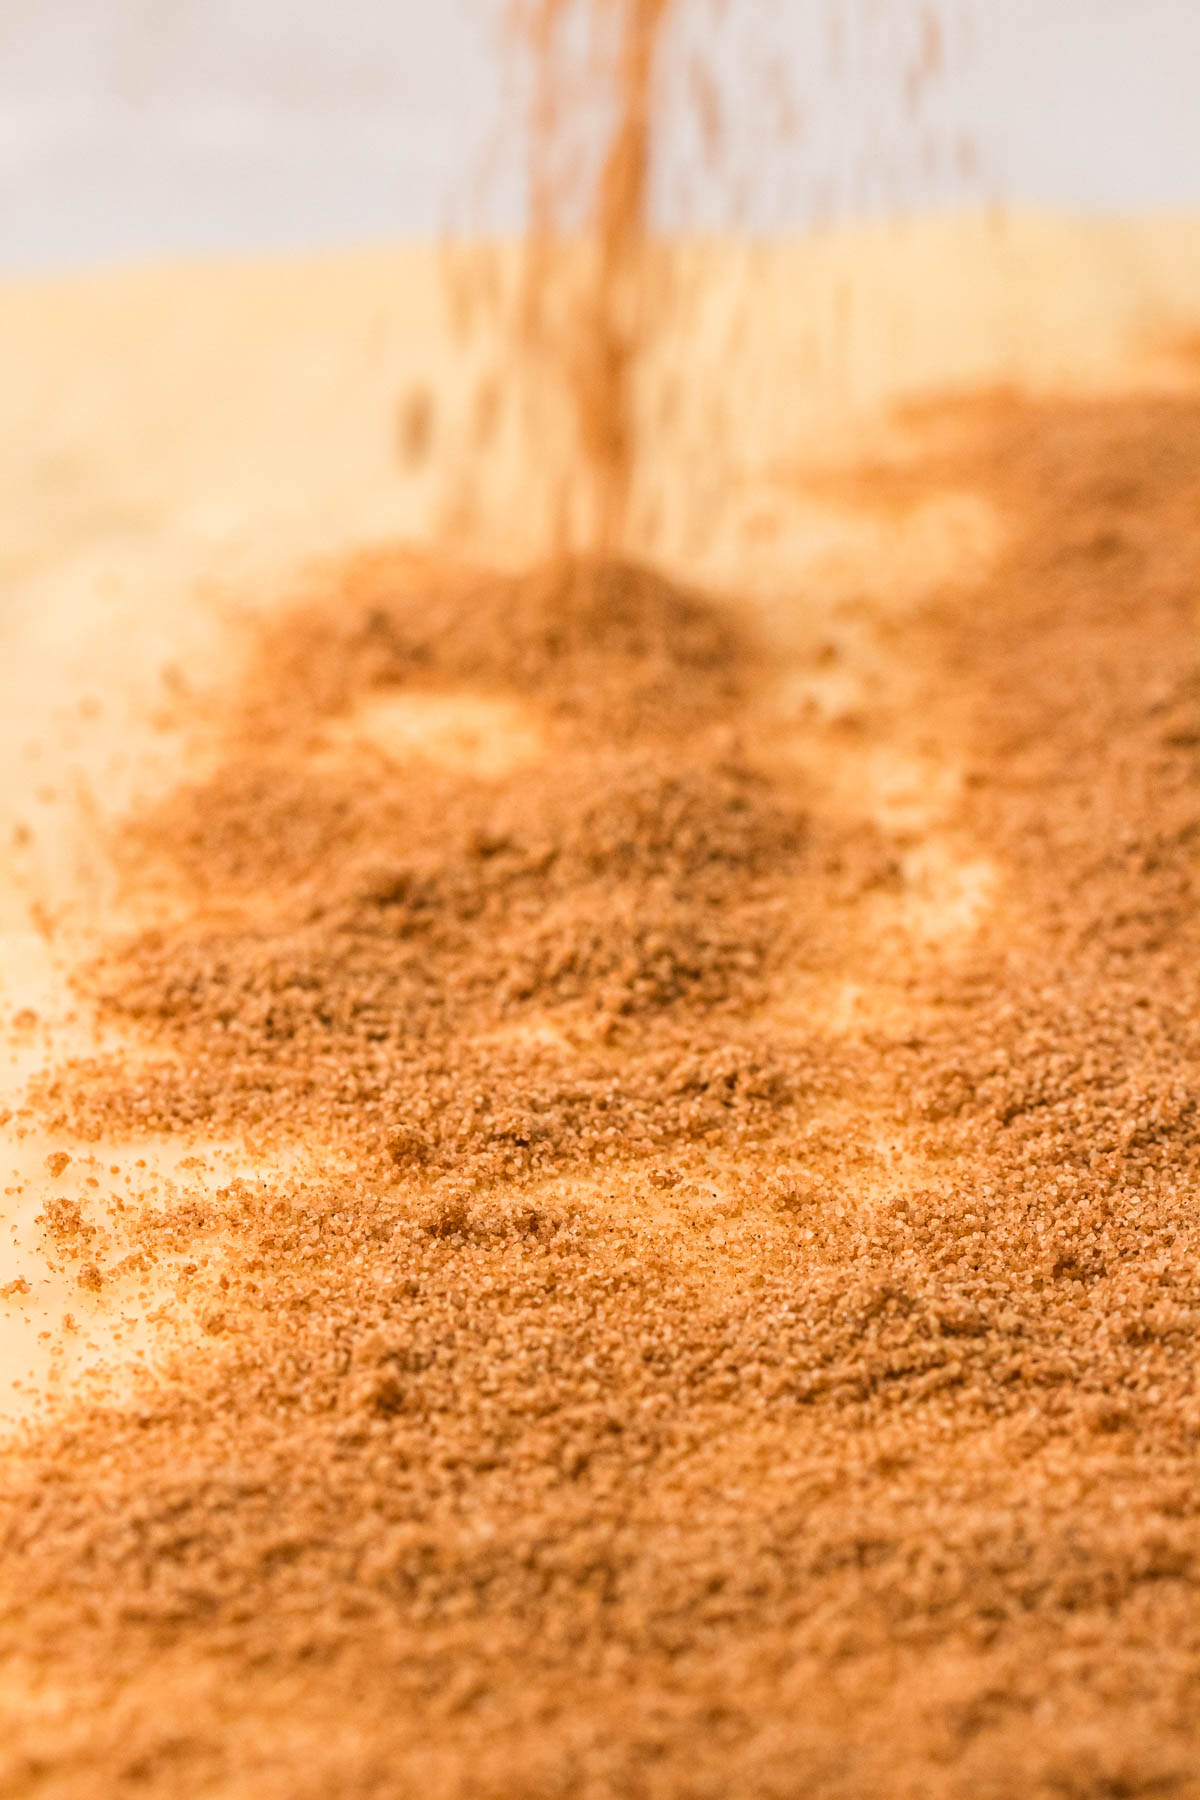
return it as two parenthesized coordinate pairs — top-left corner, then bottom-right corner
(562, 0), (668, 547)
(502, 0), (974, 555)
(514, 0), (671, 550)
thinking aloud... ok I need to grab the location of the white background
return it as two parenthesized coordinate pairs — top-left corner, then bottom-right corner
(1, 1), (1198, 271)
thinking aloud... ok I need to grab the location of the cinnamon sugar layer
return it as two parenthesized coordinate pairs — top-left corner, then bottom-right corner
(4, 391), (1200, 1798)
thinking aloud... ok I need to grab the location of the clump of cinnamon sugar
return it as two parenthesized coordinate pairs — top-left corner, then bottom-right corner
(5, 390), (1200, 1796)
(43, 554), (817, 1180)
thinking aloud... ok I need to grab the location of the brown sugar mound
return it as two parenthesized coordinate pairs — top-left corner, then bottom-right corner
(240, 550), (753, 742)
(7, 400), (1200, 1799)
(43, 553), (815, 1173)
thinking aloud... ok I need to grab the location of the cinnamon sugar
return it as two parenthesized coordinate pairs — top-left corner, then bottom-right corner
(3, 389), (1200, 1795)
(43, 554), (814, 1174)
